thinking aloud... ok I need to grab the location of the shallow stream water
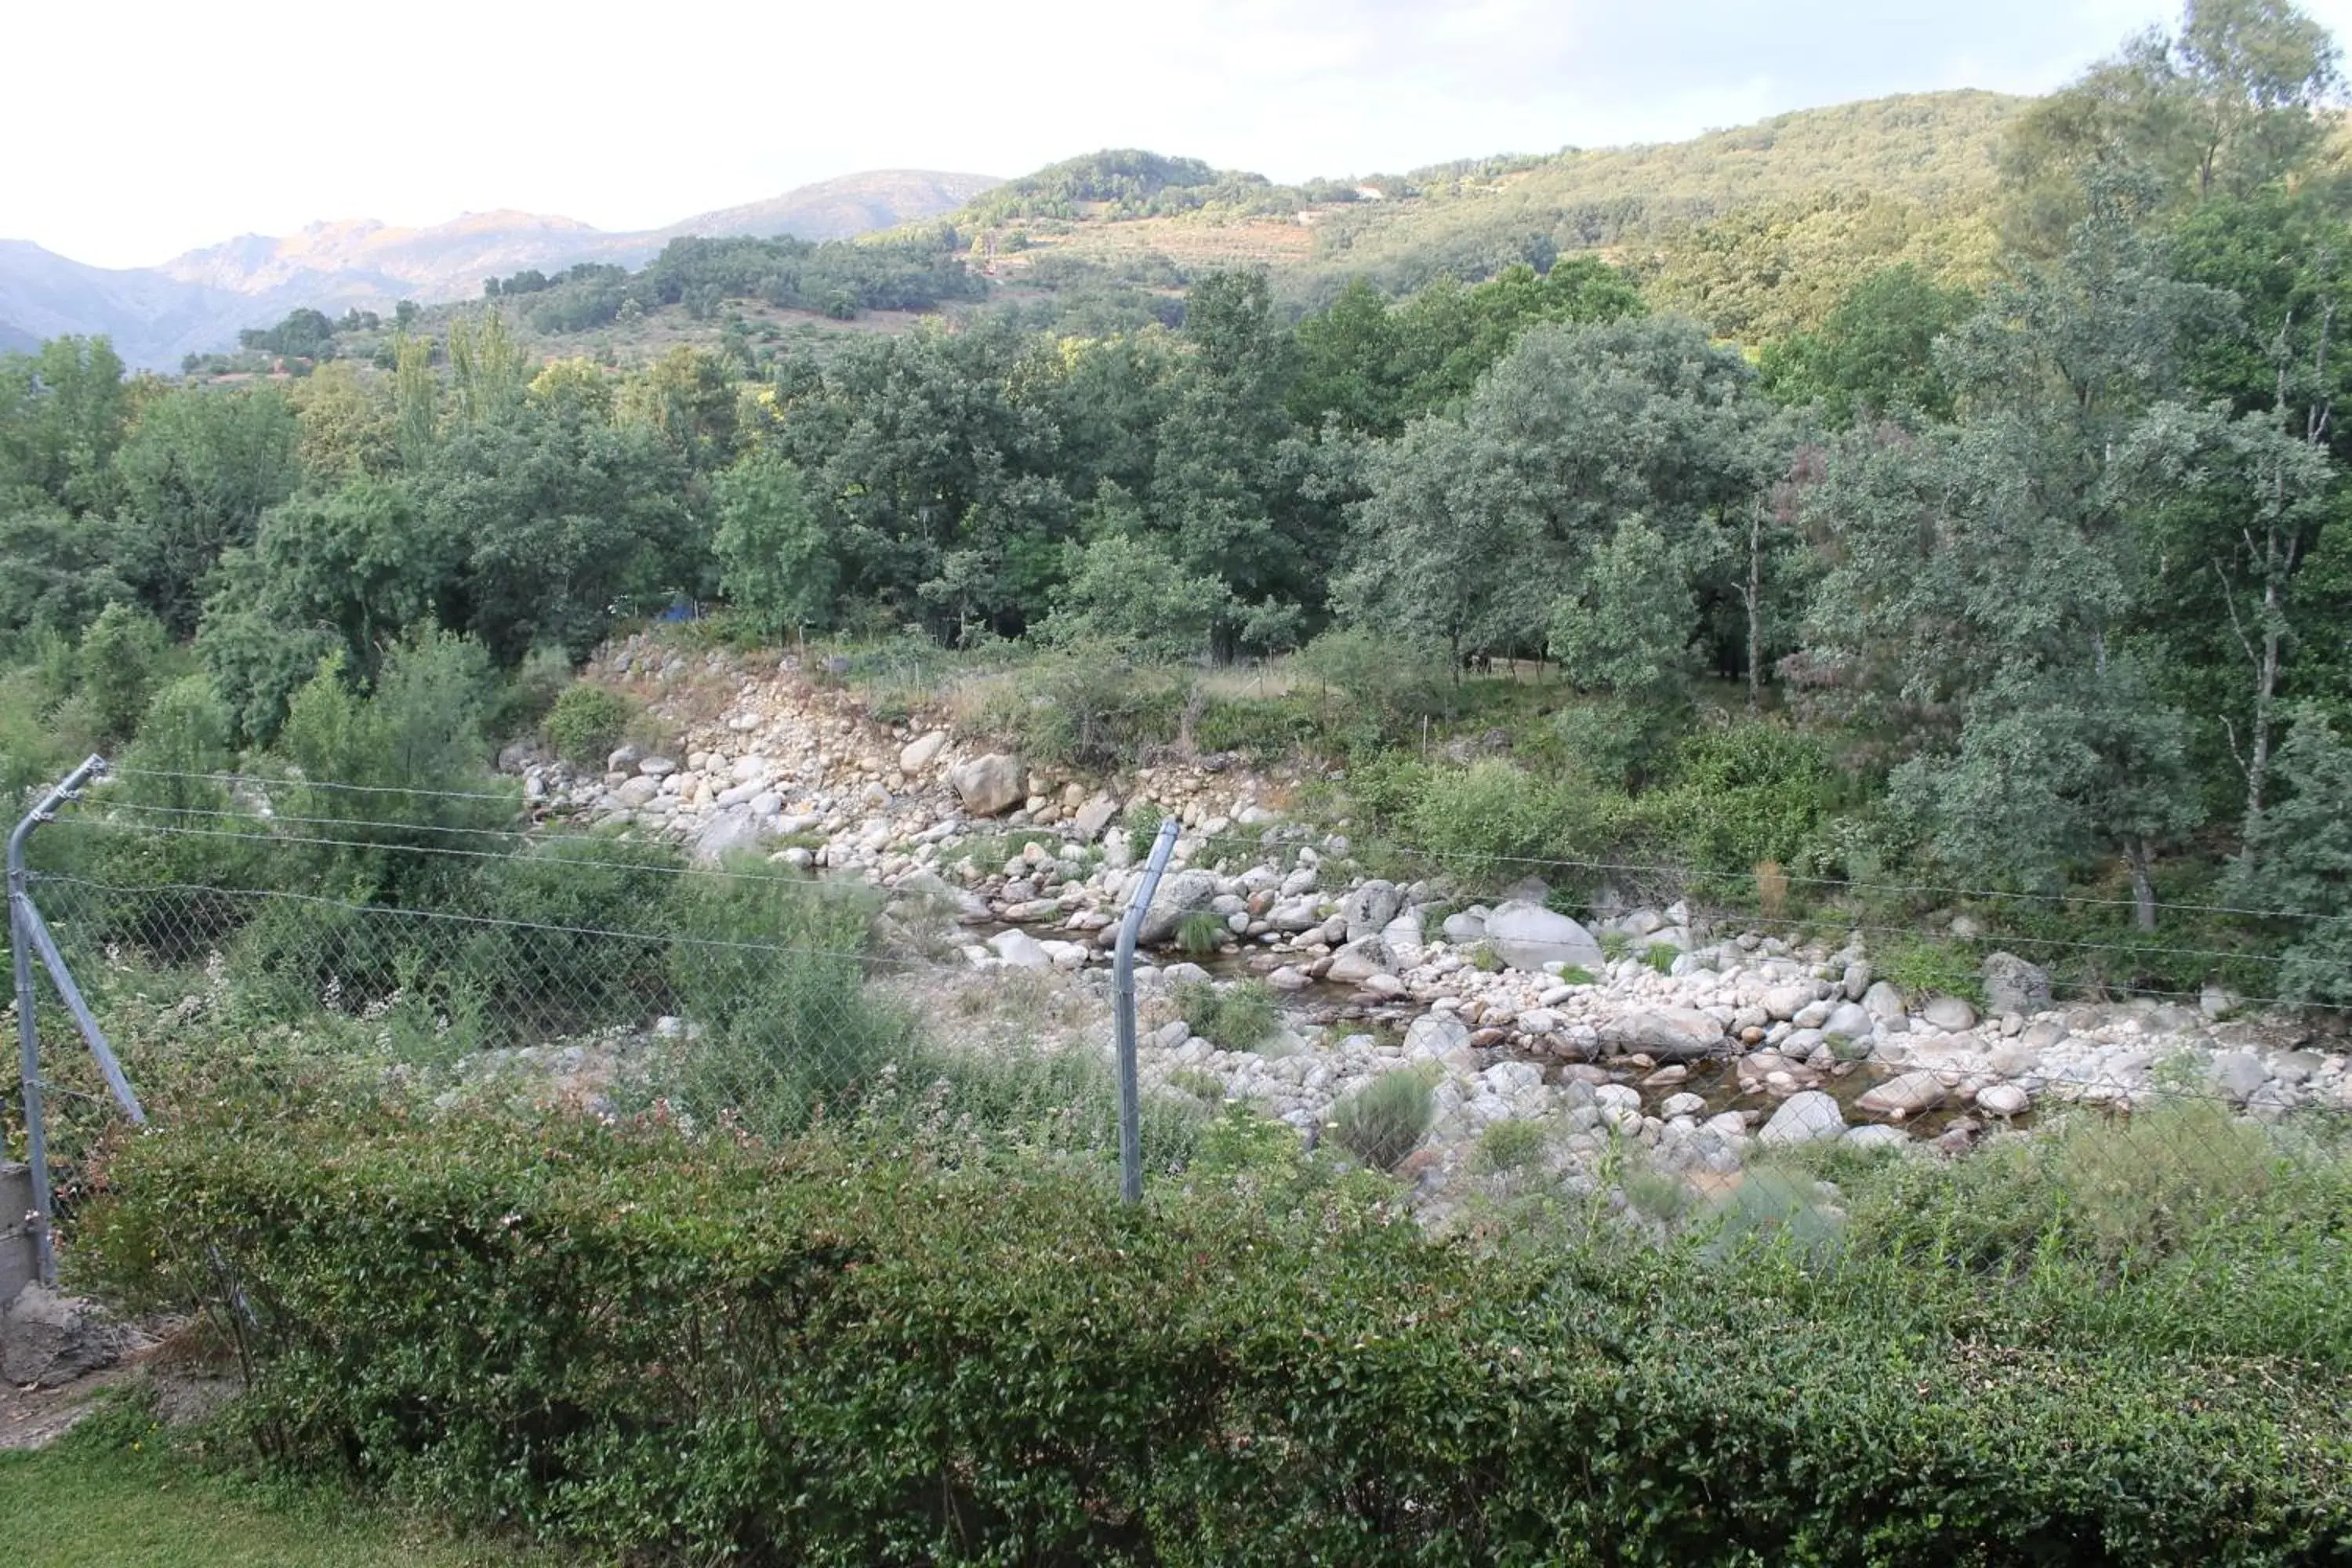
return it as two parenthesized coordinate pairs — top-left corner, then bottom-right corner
(1167, 944), (2002, 1141)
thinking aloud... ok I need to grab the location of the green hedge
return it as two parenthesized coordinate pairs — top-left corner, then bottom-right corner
(82, 1112), (2352, 1566)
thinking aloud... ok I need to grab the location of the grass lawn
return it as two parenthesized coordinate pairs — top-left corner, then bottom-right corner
(0, 1396), (555, 1567)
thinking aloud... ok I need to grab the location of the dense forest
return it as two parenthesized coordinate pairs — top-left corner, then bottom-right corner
(4, 0), (2351, 1001)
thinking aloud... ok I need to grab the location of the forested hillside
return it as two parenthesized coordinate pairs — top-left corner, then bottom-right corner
(174, 93), (2037, 380)
(1294, 90), (2020, 315)
(951, 92), (2024, 339)
(5, 0), (2352, 1004)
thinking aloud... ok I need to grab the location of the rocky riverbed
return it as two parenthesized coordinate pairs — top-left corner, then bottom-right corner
(495, 635), (2348, 1207)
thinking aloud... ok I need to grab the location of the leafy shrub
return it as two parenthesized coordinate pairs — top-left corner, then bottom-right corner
(1474, 1117), (1550, 1175)
(230, 894), (452, 1026)
(263, 635), (517, 905)
(1406, 760), (1565, 884)
(1117, 801), (1164, 863)
(1330, 1068), (1434, 1171)
(488, 644), (576, 739)
(0, 666), (74, 803)
(83, 1109), (2352, 1566)
(543, 683), (633, 769)
(1294, 627), (1454, 744)
(1624, 1165), (1693, 1222)
(1700, 1167), (1845, 1263)
(1167, 1067), (1229, 1102)
(77, 675), (270, 960)
(1551, 696), (1668, 790)
(975, 652), (1185, 769)
(1828, 1099), (2352, 1367)
(1644, 942), (1679, 975)
(1174, 909), (1229, 955)
(1190, 693), (1326, 764)
(1169, 978), (1278, 1053)
(658, 862), (913, 1135)
(460, 832), (686, 1031)
(44, 686), (118, 770)
(75, 601), (172, 745)
(1401, 759), (1634, 891)
(1338, 750), (1430, 834)
(1640, 719), (1840, 881)
(2049, 1098), (2285, 1265)
(924, 1042), (1210, 1168)
(1882, 935), (1981, 1004)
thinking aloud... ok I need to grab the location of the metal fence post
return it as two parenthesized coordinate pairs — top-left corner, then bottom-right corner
(8, 754), (107, 1287)
(1113, 820), (1181, 1205)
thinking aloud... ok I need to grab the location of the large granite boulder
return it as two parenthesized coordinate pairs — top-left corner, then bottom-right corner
(1327, 936), (1396, 985)
(1982, 952), (2052, 1017)
(1341, 880), (1403, 942)
(949, 753), (1024, 817)
(1759, 1091), (1846, 1147)
(1858, 1071), (1947, 1117)
(1136, 869), (1220, 946)
(899, 731), (949, 773)
(1596, 1008), (1726, 1061)
(1485, 902), (1605, 973)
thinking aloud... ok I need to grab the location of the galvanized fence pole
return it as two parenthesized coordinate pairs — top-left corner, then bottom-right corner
(1113, 820), (1181, 1204)
(17, 898), (143, 1123)
(6, 854), (45, 1287)
(7, 754), (107, 1287)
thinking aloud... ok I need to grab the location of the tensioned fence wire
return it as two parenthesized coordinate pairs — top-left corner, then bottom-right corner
(94, 766), (2352, 936)
(24, 783), (2352, 1122)
(9, 809), (1171, 1248)
(9, 775), (2352, 1366)
(27, 779), (2352, 1066)
(1171, 825), (2352, 933)
(1168, 824), (2352, 1015)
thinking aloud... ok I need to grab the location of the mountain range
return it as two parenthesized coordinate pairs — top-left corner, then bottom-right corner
(0, 170), (1002, 369)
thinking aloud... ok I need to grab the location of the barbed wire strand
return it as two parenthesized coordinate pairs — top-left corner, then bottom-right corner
(26, 874), (953, 970)
(58, 792), (2352, 934)
(1176, 829), (2352, 928)
(42, 816), (2324, 975)
(91, 799), (855, 869)
(42, 817), (858, 890)
(106, 766), (524, 804)
(24, 865), (2352, 1018)
(89, 767), (2352, 926)
(29, 817), (2351, 989)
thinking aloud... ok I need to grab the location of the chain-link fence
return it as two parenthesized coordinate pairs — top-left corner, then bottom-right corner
(3, 768), (1218, 1277)
(9, 759), (2352, 1364)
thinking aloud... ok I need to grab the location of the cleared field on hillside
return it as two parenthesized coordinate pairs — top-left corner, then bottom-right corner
(983, 213), (1319, 277)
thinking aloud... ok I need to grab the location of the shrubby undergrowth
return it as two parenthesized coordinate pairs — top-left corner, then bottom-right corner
(78, 1093), (2352, 1567)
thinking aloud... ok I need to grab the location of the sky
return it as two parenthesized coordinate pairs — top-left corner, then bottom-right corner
(9, 0), (2352, 269)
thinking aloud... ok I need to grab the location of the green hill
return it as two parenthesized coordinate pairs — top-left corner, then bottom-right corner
(954, 91), (2024, 339)
(1299, 89), (2022, 331)
(189, 91), (2034, 380)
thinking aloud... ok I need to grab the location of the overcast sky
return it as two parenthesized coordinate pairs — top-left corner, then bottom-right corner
(9, 0), (2352, 269)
